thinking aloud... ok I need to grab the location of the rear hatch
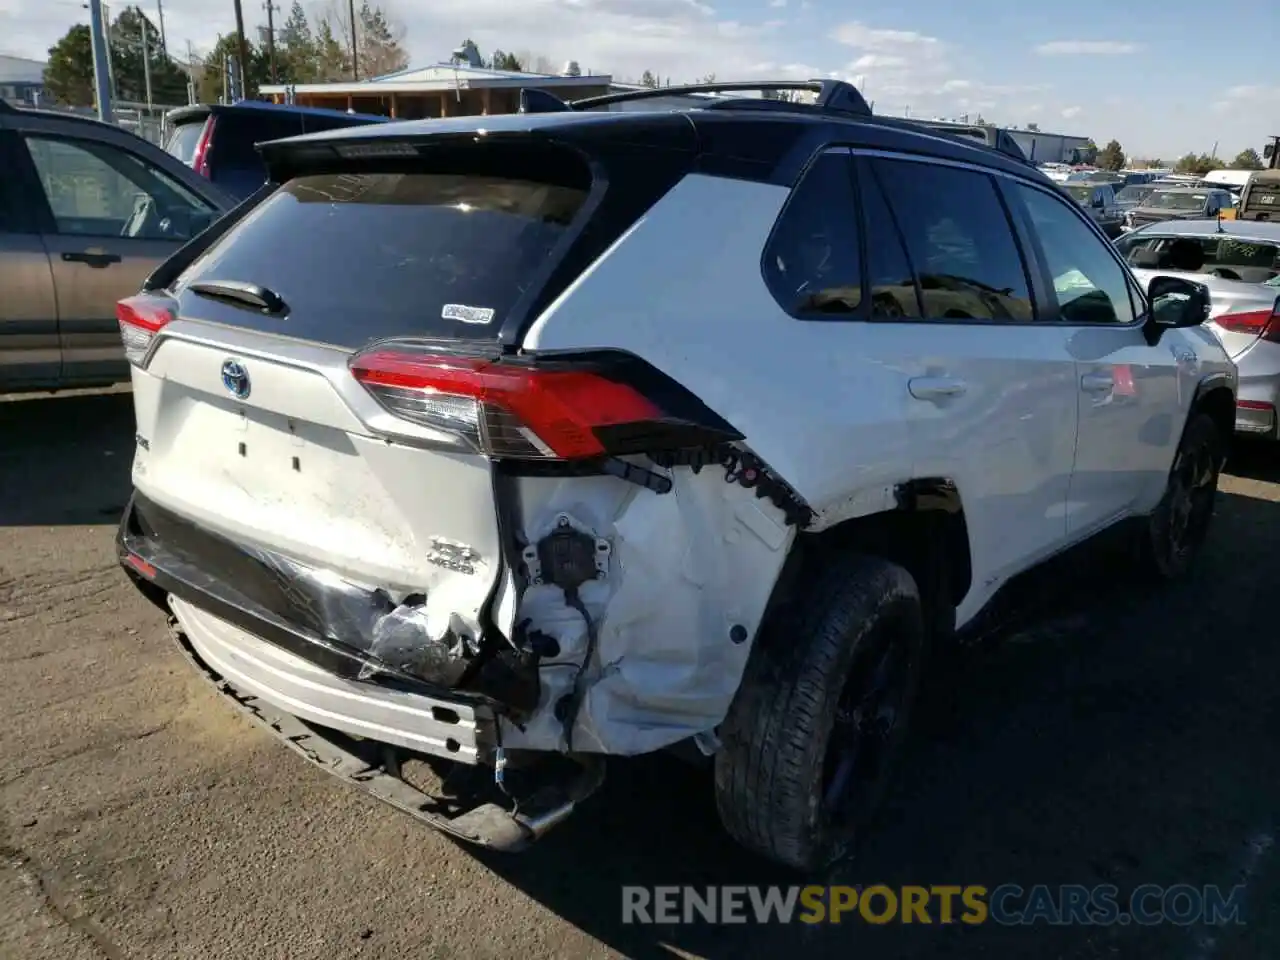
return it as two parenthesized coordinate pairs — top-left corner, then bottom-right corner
(120, 119), (701, 682)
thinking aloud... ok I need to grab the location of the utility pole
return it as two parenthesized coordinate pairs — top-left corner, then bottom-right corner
(141, 19), (153, 108)
(155, 0), (168, 55)
(231, 0), (249, 100)
(102, 2), (117, 99)
(87, 0), (113, 122)
(263, 0), (279, 82)
(348, 0), (359, 80)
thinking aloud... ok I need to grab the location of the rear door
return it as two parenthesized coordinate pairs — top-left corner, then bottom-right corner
(1012, 182), (1183, 534)
(855, 154), (1080, 593)
(15, 124), (223, 385)
(0, 128), (60, 389)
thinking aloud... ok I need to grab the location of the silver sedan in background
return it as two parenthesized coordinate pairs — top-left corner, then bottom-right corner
(1117, 219), (1280, 439)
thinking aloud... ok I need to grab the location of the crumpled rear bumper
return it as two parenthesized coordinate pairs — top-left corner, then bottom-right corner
(168, 614), (603, 851)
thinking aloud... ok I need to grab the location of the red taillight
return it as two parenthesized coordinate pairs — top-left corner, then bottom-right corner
(123, 552), (157, 579)
(1216, 303), (1280, 342)
(190, 117), (215, 178)
(350, 347), (710, 460)
(117, 293), (177, 366)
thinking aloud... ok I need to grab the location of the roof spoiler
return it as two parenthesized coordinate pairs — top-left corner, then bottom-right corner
(520, 79), (872, 117)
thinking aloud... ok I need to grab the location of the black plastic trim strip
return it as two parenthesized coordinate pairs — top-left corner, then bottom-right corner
(115, 494), (503, 709)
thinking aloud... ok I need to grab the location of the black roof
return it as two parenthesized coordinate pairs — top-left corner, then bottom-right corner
(258, 92), (1049, 188)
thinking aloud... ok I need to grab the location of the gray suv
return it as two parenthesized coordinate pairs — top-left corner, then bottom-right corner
(1062, 181), (1124, 238)
(0, 101), (233, 392)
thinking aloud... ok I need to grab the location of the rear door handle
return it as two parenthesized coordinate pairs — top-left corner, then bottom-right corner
(62, 251), (122, 268)
(908, 376), (968, 401)
(1080, 371), (1114, 393)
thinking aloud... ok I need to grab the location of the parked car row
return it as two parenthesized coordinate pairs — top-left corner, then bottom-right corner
(0, 99), (385, 393)
(105, 79), (1243, 872)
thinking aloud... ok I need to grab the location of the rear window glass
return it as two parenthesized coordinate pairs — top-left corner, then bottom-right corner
(164, 120), (206, 165)
(175, 169), (590, 347)
(1118, 234), (1280, 282)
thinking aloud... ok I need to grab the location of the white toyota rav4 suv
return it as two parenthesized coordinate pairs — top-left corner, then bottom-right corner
(117, 81), (1236, 871)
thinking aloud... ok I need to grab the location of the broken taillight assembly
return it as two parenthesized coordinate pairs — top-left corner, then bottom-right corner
(349, 345), (739, 460)
(117, 293), (178, 366)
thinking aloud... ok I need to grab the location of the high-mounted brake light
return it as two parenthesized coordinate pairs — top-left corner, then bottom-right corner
(1215, 301), (1280, 342)
(349, 347), (732, 460)
(191, 116), (215, 179)
(117, 293), (177, 366)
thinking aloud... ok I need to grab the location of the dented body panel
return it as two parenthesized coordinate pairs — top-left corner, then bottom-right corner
(501, 466), (794, 754)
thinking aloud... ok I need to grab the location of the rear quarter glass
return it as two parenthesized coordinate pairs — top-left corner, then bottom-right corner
(171, 163), (592, 349)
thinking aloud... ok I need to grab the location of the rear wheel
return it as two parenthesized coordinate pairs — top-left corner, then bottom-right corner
(714, 554), (926, 872)
(1136, 413), (1223, 580)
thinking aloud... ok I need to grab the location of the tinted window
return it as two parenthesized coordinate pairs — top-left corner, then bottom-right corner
(164, 120), (207, 165)
(175, 165), (590, 347)
(212, 112), (303, 169)
(870, 159), (1034, 321)
(1017, 184), (1138, 325)
(763, 151), (862, 316)
(24, 135), (216, 241)
(860, 168), (921, 318)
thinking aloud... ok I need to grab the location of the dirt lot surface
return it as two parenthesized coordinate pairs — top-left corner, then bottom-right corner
(2, 388), (1278, 960)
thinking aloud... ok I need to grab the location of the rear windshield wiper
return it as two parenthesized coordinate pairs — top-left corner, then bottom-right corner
(188, 280), (287, 314)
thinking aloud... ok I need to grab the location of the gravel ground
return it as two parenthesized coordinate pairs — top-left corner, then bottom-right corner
(2, 388), (1278, 960)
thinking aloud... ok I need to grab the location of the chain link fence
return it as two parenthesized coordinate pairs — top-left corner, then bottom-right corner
(16, 101), (183, 146)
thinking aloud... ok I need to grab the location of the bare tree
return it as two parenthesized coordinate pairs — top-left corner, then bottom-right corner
(514, 49), (559, 76)
(309, 0), (406, 79)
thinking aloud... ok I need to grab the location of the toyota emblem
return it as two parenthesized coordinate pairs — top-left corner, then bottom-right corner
(220, 359), (251, 400)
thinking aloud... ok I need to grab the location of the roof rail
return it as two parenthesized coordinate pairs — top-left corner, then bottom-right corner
(517, 79), (872, 117)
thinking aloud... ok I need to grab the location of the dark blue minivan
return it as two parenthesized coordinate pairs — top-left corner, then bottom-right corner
(163, 100), (389, 200)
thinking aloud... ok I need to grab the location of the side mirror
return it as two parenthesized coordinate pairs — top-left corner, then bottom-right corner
(1144, 275), (1210, 344)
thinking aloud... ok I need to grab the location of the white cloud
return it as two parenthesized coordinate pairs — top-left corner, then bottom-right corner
(1061, 105), (1083, 119)
(768, 0), (787, 7)
(0, 0), (794, 85)
(831, 20), (1043, 116)
(850, 54), (908, 70)
(1035, 40), (1141, 56)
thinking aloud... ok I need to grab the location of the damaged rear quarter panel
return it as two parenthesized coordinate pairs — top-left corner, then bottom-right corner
(499, 465), (795, 755)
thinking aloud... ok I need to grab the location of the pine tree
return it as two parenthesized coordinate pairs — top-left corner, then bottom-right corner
(43, 24), (96, 107)
(278, 1), (319, 82)
(356, 3), (408, 78)
(315, 17), (351, 81)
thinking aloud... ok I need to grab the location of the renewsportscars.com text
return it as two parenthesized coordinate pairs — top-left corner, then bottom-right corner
(622, 884), (1248, 926)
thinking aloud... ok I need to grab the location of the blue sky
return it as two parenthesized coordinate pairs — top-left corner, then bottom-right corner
(2, 0), (1276, 159)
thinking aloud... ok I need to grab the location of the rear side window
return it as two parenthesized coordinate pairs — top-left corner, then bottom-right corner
(164, 120), (207, 165)
(763, 151), (863, 317)
(175, 164), (590, 347)
(869, 158), (1035, 322)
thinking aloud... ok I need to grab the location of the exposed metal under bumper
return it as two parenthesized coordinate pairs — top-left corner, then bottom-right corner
(171, 614), (605, 852)
(1235, 404), (1277, 438)
(171, 594), (491, 762)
